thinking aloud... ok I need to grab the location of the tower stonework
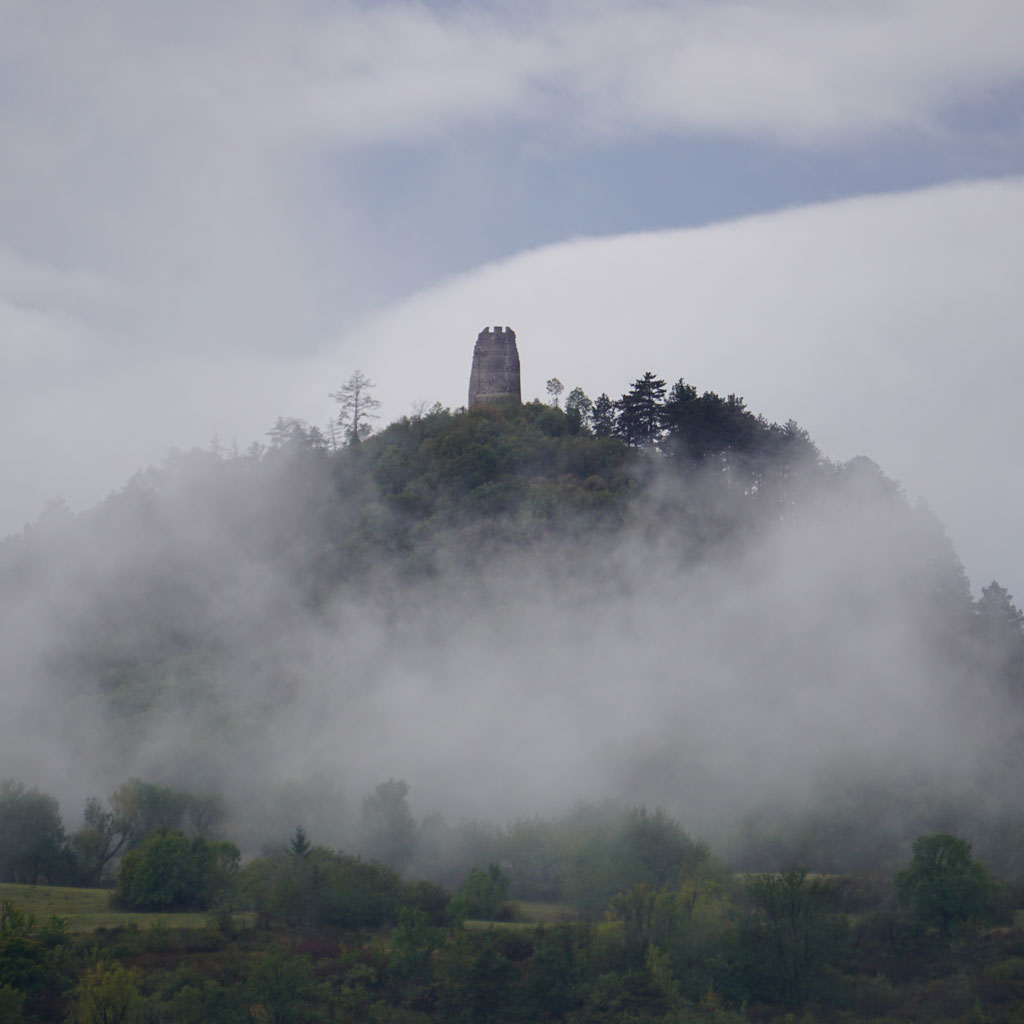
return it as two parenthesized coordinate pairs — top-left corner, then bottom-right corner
(468, 326), (521, 408)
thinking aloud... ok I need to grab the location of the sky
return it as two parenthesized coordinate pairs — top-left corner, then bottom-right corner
(3, 0), (1024, 596)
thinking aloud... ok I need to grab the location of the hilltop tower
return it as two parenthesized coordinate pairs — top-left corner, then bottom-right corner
(468, 326), (521, 408)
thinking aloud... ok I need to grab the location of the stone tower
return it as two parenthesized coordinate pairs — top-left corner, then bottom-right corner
(468, 326), (521, 408)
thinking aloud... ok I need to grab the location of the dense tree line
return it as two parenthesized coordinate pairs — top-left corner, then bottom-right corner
(0, 778), (225, 890)
(2, 367), (1023, 877)
(0, 816), (1016, 1022)
(5, 367), (1020, 701)
(2, 366), (1024, 1019)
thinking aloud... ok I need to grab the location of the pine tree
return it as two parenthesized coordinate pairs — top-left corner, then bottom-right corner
(615, 372), (667, 447)
(590, 393), (617, 438)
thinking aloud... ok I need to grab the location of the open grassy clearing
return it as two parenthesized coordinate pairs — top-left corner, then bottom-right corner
(511, 900), (577, 923)
(463, 900), (579, 930)
(463, 918), (538, 932)
(0, 882), (254, 933)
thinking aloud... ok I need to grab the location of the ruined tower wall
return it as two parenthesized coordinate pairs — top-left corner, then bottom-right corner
(468, 326), (521, 408)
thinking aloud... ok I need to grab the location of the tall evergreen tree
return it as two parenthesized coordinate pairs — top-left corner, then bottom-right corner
(973, 582), (1024, 691)
(615, 373), (667, 447)
(590, 393), (617, 438)
(661, 378), (698, 455)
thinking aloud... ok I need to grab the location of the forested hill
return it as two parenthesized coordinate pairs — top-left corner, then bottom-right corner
(1, 371), (1023, 872)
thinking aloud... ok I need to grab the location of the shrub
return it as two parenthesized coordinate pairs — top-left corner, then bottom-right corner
(894, 834), (995, 937)
(449, 864), (510, 921)
(240, 845), (408, 929)
(115, 831), (239, 911)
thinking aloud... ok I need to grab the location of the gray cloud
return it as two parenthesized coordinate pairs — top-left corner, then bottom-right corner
(2, 0), (1022, 603)
(0, 439), (1010, 865)
(350, 178), (1024, 598)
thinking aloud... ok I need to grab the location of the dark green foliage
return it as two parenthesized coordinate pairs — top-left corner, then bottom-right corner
(288, 826), (311, 858)
(0, 782), (66, 885)
(241, 842), (409, 930)
(3, 352), (1024, 1021)
(360, 778), (417, 871)
(247, 947), (320, 1024)
(72, 780), (227, 886)
(742, 868), (850, 1006)
(3, 847), (1024, 1023)
(402, 879), (452, 926)
(603, 853), (735, 998)
(662, 383), (758, 463)
(895, 833), (995, 936)
(618, 807), (709, 890)
(160, 978), (247, 1024)
(449, 864), (510, 922)
(0, 921), (66, 1023)
(266, 416), (328, 455)
(564, 386), (593, 435)
(74, 962), (148, 1024)
(525, 925), (591, 1020)
(0, 984), (24, 1024)
(977, 581), (1024, 635)
(499, 817), (563, 901)
(115, 831), (239, 911)
(4, 369), (911, 783)
(417, 802), (719, 919)
(109, 778), (192, 841)
(389, 906), (444, 995)
(546, 377), (565, 407)
(71, 798), (131, 887)
(563, 805), (711, 917)
(1, 364), (1022, 1019)
(972, 581), (1024, 693)
(615, 372), (667, 447)
(608, 883), (661, 968)
(435, 930), (517, 1024)
(570, 967), (669, 1023)
(590, 393), (616, 438)
(365, 401), (630, 552)
(320, 856), (408, 929)
(0, 938), (50, 999)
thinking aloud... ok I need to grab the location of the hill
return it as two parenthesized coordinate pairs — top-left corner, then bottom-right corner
(0, 373), (1022, 875)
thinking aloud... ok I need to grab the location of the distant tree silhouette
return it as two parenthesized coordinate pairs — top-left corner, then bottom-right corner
(331, 371), (381, 445)
(973, 582), (1024, 691)
(895, 833), (994, 936)
(360, 779), (417, 870)
(564, 386), (593, 435)
(615, 373), (666, 447)
(590, 393), (616, 438)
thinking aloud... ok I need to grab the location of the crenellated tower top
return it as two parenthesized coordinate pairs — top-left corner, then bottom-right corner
(468, 326), (521, 408)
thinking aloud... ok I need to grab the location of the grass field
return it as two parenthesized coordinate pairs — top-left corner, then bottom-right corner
(512, 900), (577, 924)
(462, 900), (579, 931)
(0, 882), (254, 933)
(1, 886), (575, 934)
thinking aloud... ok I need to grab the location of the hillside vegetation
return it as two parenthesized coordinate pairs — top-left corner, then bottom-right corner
(2, 372), (1022, 862)
(3, 370), (1024, 1020)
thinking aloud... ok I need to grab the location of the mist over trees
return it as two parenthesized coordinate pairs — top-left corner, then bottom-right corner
(0, 366), (1022, 881)
(2, 366), (1024, 1021)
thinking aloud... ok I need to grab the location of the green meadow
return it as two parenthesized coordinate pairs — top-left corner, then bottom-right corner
(0, 882), (254, 933)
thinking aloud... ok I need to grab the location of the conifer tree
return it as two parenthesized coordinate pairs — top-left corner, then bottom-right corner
(330, 371), (381, 445)
(615, 372), (667, 447)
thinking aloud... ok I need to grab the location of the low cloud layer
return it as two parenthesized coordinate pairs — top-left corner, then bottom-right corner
(3, 3), (1022, 598)
(0, 437), (1014, 870)
(348, 178), (1024, 597)
(4, 179), (1023, 603)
